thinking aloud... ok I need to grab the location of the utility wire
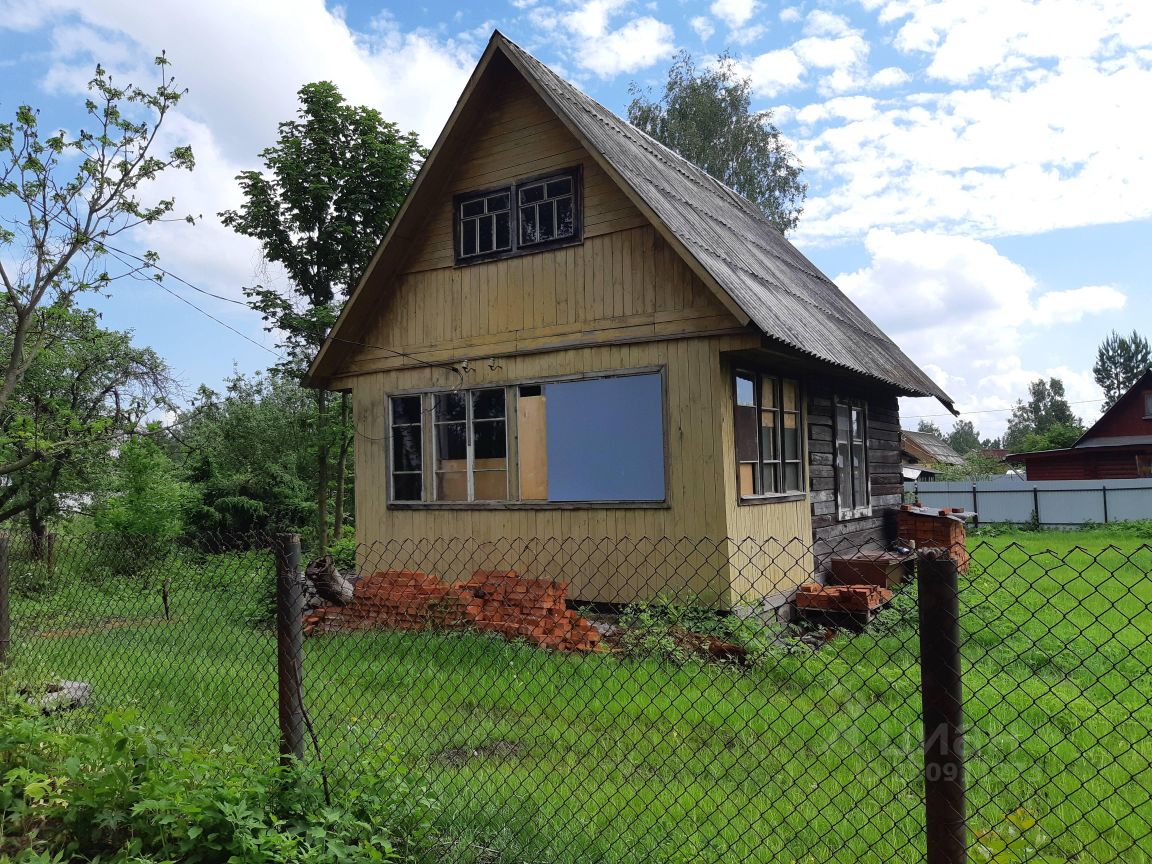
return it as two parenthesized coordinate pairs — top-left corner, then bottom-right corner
(904, 396), (1106, 420)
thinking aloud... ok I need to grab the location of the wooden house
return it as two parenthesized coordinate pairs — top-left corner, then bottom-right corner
(901, 430), (964, 480)
(305, 32), (953, 606)
(1008, 370), (1152, 480)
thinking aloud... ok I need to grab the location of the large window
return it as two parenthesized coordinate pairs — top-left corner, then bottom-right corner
(835, 398), (870, 519)
(387, 372), (665, 504)
(734, 371), (804, 499)
(455, 167), (581, 264)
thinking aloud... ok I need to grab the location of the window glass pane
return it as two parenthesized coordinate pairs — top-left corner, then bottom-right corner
(851, 406), (864, 442)
(784, 463), (802, 492)
(520, 206), (537, 244)
(539, 201), (555, 240)
(852, 442), (868, 507)
(435, 392), (466, 421)
(1145, 393), (1152, 416)
(391, 395), (422, 425)
(835, 404), (851, 444)
(761, 462), (779, 494)
(782, 379), (799, 411)
(495, 211), (511, 250)
(436, 473), (468, 501)
(461, 199), (484, 218)
(435, 422), (467, 460)
(520, 183), (545, 204)
(760, 411), (778, 460)
(556, 197), (574, 237)
(478, 214), (494, 252)
(473, 420), (506, 459)
(472, 388), (506, 420)
(473, 470), (508, 501)
(735, 405), (758, 462)
(393, 474), (422, 501)
(487, 192), (509, 211)
(836, 439), (851, 507)
(461, 223), (477, 257)
(736, 373), (756, 407)
(782, 413), (800, 460)
(392, 426), (422, 472)
(544, 374), (665, 501)
(760, 377), (777, 409)
(546, 178), (572, 197)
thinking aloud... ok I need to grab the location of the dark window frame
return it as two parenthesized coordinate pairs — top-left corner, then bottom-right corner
(452, 166), (582, 266)
(733, 369), (806, 502)
(1143, 391), (1152, 419)
(388, 395), (425, 502)
(834, 397), (871, 520)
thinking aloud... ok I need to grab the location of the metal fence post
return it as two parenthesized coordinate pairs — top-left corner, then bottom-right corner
(0, 534), (10, 665)
(1101, 486), (1109, 524)
(274, 533), (306, 764)
(918, 549), (967, 864)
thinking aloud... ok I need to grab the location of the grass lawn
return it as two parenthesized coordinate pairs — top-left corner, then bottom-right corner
(6, 527), (1152, 863)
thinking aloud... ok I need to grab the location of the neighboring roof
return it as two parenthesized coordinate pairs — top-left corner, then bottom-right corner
(307, 32), (954, 411)
(901, 430), (965, 466)
(1072, 369), (1152, 447)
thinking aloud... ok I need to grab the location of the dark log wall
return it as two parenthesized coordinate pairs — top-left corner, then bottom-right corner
(806, 381), (902, 569)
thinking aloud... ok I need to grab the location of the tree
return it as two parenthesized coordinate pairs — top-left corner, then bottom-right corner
(932, 452), (1006, 481)
(1003, 377), (1084, 453)
(1093, 329), (1150, 410)
(0, 56), (193, 480)
(220, 82), (425, 547)
(946, 419), (982, 455)
(628, 51), (807, 234)
(917, 420), (943, 438)
(0, 308), (173, 543)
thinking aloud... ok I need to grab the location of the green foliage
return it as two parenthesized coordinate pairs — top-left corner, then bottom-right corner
(627, 52), (807, 234)
(972, 809), (1063, 863)
(327, 533), (358, 572)
(1003, 378), (1084, 453)
(0, 55), (193, 462)
(931, 452), (1007, 481)
(617, 596), (779, 663)
(0, 703), (436, 863)
(1093, 329), (1150, 411)
(175, 371), (316, 537)
(946, 419), (982, 455)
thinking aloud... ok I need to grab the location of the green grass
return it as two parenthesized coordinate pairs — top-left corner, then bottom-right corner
(6, 528), (1152, 863)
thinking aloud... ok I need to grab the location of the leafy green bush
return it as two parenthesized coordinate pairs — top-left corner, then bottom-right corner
(327, 533), (358, 572)
(0, 701), (436, 863)
(617, 596), (779, 664)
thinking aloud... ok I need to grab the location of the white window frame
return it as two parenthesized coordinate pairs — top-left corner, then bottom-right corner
(835, 397), (872, 520)
(431, 389), (509, 503)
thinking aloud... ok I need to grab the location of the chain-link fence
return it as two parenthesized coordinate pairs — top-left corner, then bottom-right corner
(1, 528), (1150, 863)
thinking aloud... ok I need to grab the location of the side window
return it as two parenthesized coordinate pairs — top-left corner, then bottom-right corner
(734, 370), (804, 499)
(433, 388), (508, 502)
(518, 174), (577, 246)
(835, 399), (870, 519)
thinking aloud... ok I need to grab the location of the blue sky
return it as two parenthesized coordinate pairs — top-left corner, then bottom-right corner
(1, 0), (1148, 438)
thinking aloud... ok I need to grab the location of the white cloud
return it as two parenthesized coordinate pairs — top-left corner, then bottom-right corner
(1032, 285), (1127, 325)
(779, 6), (802, 24)
(803, 10), (851, 37)
(836, 229), (1121, 434)
(743, 48), (806, 95)
(690, 15), (715, 40)
(575, 16), (675, 76)
(710, 0), (757, 29)
(564, 0), (629, 38)
(869, 66), (910, 88)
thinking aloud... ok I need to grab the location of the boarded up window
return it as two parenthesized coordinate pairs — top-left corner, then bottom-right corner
(735, 370), (804, 498)
(517, 386), (549, 500)
(835, 399), (869, 518)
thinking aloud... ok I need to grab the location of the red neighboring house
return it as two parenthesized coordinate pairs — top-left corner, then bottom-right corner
(1008, 370), (1152, 480)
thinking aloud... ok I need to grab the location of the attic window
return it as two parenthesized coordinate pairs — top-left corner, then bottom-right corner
(454, 167), (581, 264)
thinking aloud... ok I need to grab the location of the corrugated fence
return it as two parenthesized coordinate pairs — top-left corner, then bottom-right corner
(905, 478), (1152, 526)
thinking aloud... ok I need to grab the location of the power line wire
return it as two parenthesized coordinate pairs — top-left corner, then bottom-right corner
(904, 397), (1105, 420)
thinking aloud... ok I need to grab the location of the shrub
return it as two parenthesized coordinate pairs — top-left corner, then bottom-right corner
(0, 700), (436, 863)
(616, 596), (779, 664)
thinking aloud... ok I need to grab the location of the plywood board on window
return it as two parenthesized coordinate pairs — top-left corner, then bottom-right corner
(517, 394), (548, 500)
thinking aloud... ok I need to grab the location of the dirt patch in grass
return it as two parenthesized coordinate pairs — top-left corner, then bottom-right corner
(435, 739), (521, 767)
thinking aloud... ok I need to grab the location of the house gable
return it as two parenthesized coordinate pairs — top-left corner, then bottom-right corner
(332, 53), (743, 378)
(1077, 370), (1152, 445)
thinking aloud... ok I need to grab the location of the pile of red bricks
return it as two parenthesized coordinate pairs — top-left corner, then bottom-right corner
(304, 569), (602, 653)
(794, 583), (893, 613)
(897, 505), (971, 573)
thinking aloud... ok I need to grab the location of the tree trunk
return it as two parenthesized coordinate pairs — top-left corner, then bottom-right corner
(332, 393), (352, 541)
(28, 502), (54, 569)
(316, 388), (330, 550)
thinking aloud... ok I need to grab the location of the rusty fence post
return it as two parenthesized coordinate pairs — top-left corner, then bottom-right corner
(0, 534), (10, 665)
(918, 549), (967, 864)
(274, 533), (305, 765)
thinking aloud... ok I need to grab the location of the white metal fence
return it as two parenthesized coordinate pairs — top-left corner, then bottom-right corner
(904, 478), (1152, 526)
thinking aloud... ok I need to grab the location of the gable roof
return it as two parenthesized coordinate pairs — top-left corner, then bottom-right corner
(901, 430), (965, 466)
(1074, 369), (1152, 446)
(307, 31), (954, 411)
